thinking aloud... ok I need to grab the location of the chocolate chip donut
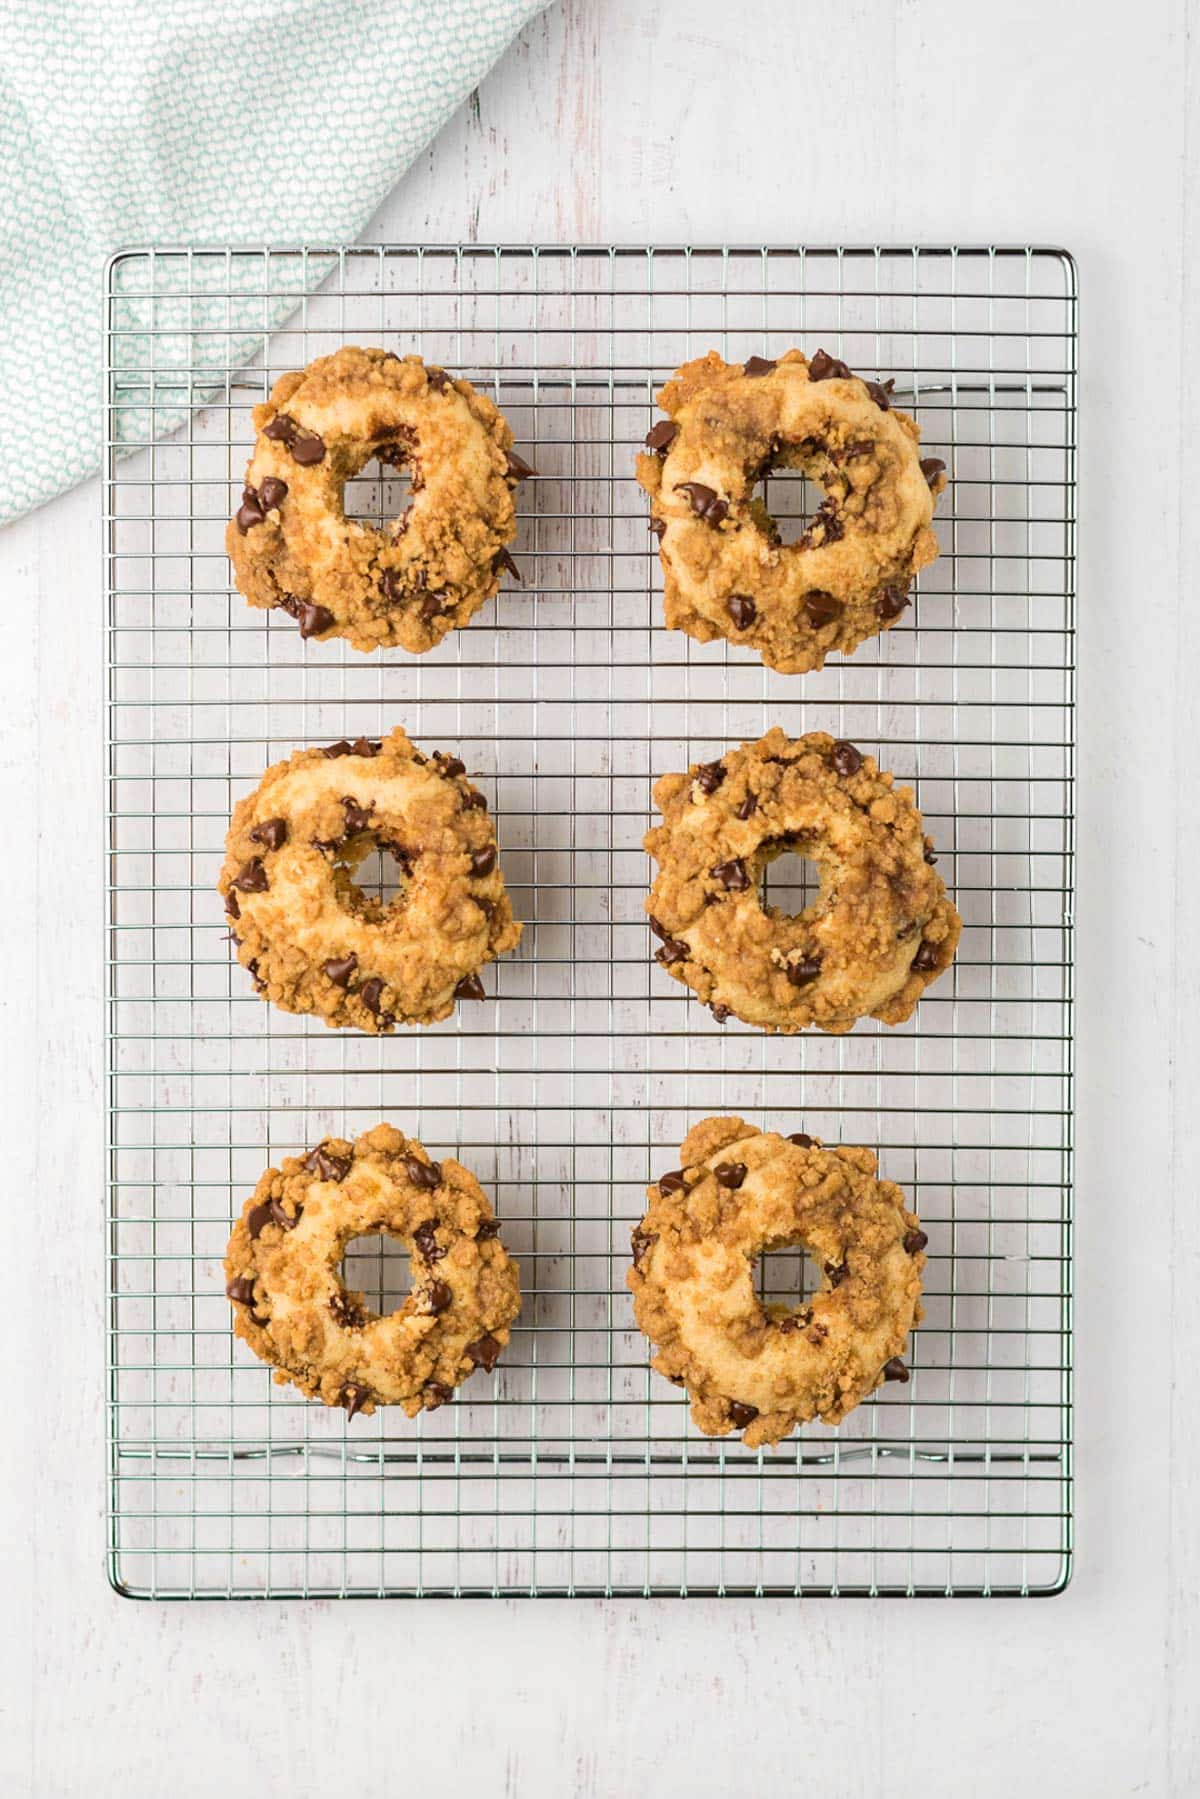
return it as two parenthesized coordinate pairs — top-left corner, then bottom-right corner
(627, 1116), (927, 1447)
(218, 726), (521, 1029)
(227, 346), (532, 653)
(644, 728), (960, 1033)
(636, 348), (946, 674)
(225, 1124), (521, 1418)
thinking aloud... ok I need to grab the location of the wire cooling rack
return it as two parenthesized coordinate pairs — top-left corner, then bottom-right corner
(104, 244), (1076, 1599)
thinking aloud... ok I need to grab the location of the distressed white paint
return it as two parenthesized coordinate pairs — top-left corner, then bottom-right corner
(1, 1), (1197, 1792)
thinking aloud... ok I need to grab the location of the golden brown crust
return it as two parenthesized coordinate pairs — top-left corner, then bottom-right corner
(217, 726), (522, 1030)
(226, 346), (529, 654)
(636, 349), (946, 674)
(626, 1116), (926, 1446)
(644, 728), (961, 1033)
(224, 1123), (521, 1417)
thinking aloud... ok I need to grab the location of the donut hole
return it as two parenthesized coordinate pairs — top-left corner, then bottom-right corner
(755, 1240), (824, 1313)
(340, 1231), (413, 1318)
(349, 842), (410, 911)
(342, 440), (417, 533)
(759, 847), (821, 919)
(752, 463), (826, 547)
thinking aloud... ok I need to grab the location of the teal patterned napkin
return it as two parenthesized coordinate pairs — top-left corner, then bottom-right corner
(0, 0), (547, 524)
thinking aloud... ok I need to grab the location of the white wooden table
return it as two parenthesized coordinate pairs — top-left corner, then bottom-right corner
(2, 1), (1197, 1791)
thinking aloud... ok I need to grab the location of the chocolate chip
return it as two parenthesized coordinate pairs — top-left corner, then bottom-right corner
(904, 1228), (929, 1254)
(426, 368), (450, 392)
(658, 1170), (687, 1195)
(830, 740), (863, 777)
(467, 1333), (503, 1372)
(225, 1276), (256, 1306)
(405, 1157), (443, 1192)
(233, 858), (268, 893)
(649, 516), (667, 541)
(329, 1293), (365, 1329)
(341, 797), (372, 835)
(505, 449), (536, 480)
(804, 591), (844, 629)
(423, 1382), (454, 1409)
(248, 817), (287, 853)
(923, 843), (938, 866)
(644, 420), (679, 452)
(258, 476), (288, 511)
(631, 1226), (658, 1267)
(263, 413), (326, 464)
(788, 1132), (814, 1148)
(920, 457), (947, 485)
(462, 791), (488, 811)
(841, 439), (874, 461)
(413, 1220), (446, 1261)
(495, 547), (522, 582)
(808, 349), (852, 383)
(235, 493), (265, 533)
(425, 1280), (453, 1315)
(715, 1162), (747, 1190)
(912, 941), (939, 973)
(246, 1201), (272, 1240)
(476, 1217), (501, 1240)
(419, 592), (448, 624)
(655, 938), (689, 967)
(322, 953), (358, 987)
(360, 977), (386, 1014)
(340, 1383), (370, 1418)
(806, 1320), (829, 1345)
(824, 1262), (849, 1288)
(694, 760), (726, 795)
(305, 1146), (351, 1182)
(279, 595), (334, 638)
(865, 378), (895, 411)
(454, 972), (485, 1000)
(323, 740), (353, 758)
(710, 1003), (731, 1022)
(726, 593), (756, 629)
(876, 585), (910, 622)
(677, 481), (728, 526)
(787, 956), (822, 987)
(711, 857), (750, 892)
(736, 794), (757, 820)
(470, 845), (497, 877)
(800, 499), (844, 547)
(728, 1401), (758, 1428)
(435, 753), (466, 779)
(380, 568), (407, 605)
(224, 890), (240, 919)
(743, 355), (777, 378)
(883, 1357), (910, 1383)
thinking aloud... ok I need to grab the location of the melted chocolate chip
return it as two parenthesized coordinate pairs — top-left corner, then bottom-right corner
(305, 1146), (351, 1182)
(426, 368), (450, 392)
(904, 1228), (929, 1255)
(841, 439), (874, 461)
(830, 740), (864, 777)
(727, 1401), (758, 1429)
(912, 941), (940, 973)
(649, 516), (667, 541)
(505, 449), (536, 480)
(876, 585), (910, 622)
(341, 797), (372, 835)
(743, 355), (777, 378)
(225, 1276), (256, 1306)
(787, 956), (822, 988)
(865, 378), (895, 411)
(423, 1382), (454, 1409)
(259, 476), (288, 511)
(694, 760), (726, 795)
(263, 413), (326, 464)
(923, 843), (938, 866)
(380, 568), (408, 606)
(920, 456), (947, 485)
(340, 1383), (370, 1418)
(824, 1262), (849, 1288)
(677, 481), (729, 526)
(246, 1200), (273, 1240)
(476, 1217), (501, 1240)
(883, 1357), (910, 1384)
(323, 740), (353, 758)
(644, 420), (678, 452)
(804, 591), (844, 629)
(726, 593), (756, 629)
(413, 1219), (446, 1261)
(454, 972), (485, 1000)
(235, 492), (265, 533)
(806, 1320), (829, 1345)
(495, 547), (522, 582)
(655, 938), (689, 967)
(711, 857), (750, 892)
(631, 1227), (658, 1267)
(224, 890), (240, 919)
(425, 1279), (453, 1315)
(710, 1003), (731, 1022)
(799, 498), (844, 548)
(658, 1170), (687, 1195)
(715, 1162), (747, 1190)
(322, 953), (358, 987)
(788, 1132), (814, 1148)
(279, 594), (334, 638)
(329, 1293), (366, 1329)
(470, 845), (497, 877)
(807, 349), (852, 383)
(359, 977), (386, 1015)
(405, 1157), (442, 1192)
(462, 791), (488, 811)
(435, 753), (466, 779)
(233, 858), (268, 893)
(467, 1333), (503, 1372)
(736, 794), (757, 820)
(249, 817), (287, 852)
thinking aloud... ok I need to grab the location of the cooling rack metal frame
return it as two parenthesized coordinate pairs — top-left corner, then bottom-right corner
(104, 244), (1076, 1600)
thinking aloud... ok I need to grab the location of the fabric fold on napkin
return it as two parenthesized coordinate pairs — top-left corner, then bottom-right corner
(0, 0), (547, 524)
